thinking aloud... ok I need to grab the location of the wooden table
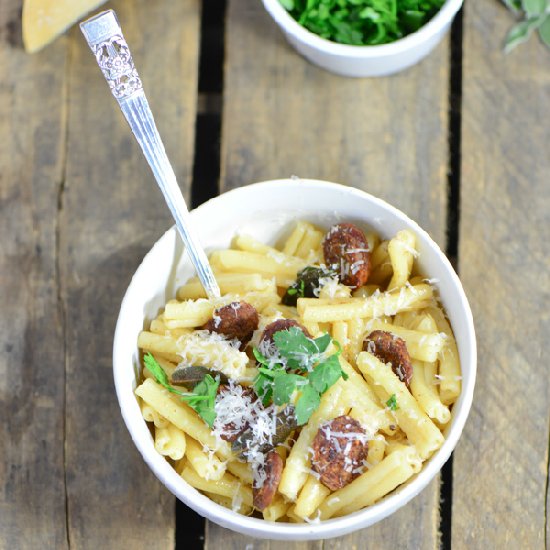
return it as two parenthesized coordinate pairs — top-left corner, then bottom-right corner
(1, 0), (548, 548)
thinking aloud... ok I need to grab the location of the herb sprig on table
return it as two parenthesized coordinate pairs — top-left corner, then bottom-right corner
(502, 0), (550, 51)
(280, 0), (446, 46)
(144, 353), (220, 427)
(253, 327), (348, 425)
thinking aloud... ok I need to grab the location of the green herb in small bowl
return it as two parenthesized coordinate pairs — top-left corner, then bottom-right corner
(280, 0), (446, 46)
(263, 0), (462, 76)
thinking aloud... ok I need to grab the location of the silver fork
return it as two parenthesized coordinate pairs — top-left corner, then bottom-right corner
(80, 10), (220, 300)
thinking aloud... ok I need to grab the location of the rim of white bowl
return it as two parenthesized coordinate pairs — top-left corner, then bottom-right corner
(113, 179), (476, 540)
(262, 0), (463, 58)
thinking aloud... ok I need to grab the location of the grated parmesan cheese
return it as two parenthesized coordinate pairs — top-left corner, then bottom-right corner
(176, 330), (247, 378)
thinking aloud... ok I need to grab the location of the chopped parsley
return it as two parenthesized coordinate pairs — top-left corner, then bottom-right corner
(280, 0), (446, 46)
(253, 327), (348, 425)
(386, 393), (399, 411)
(144, 353), (219, 427)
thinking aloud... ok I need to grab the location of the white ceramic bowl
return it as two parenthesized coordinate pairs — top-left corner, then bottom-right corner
(262, 0), (463, 77)
(113, 179), (476, 540)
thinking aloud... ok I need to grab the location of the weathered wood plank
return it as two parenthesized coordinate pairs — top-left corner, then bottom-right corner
(0, 1), (69, 547)
(60, 0), (200, 547)
(453, 2), (550, 548)
(207, 0), (450, 547)
(220, 2), (449, 242)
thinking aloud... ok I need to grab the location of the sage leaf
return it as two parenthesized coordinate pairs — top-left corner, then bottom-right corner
(504, 18), (540, 52)
(522, 0), (546, 16)
(538, 14), (550, 47)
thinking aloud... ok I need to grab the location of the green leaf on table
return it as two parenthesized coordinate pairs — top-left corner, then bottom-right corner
(504, 18), (540, 52)
(522, 0), (546, 16)
(538, 14), (550, 47)
(502, 0), (523, 12)
(502, 0), (550, 52)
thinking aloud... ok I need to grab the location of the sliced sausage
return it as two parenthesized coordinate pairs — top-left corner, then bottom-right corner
(253, 450), (284, 511)
(203, 301), (259, 348)
(363, 329), (413, 387)
(260, 318), (311, 348)
(215, 384), (257, 442)
(311, 415), (369, 491)
(322, 223), (371, 288)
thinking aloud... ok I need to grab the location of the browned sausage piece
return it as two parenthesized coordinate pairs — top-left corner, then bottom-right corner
(260, 318), (311, 348)
(311, 415), (369, 491)
(203, 301), (259, 348)
(363, 329), (413, 387)
(215, 385), (258, 442)
(253, 450), (284, 511)
(322, 223), (371, 288)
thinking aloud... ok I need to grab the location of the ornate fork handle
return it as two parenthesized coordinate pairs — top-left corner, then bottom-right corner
(80, 10), (220, 300)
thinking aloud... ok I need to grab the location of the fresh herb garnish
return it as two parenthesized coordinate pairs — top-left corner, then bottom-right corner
(502, 0), (550, 52)
(282, 266), (337, 306)
(144, 353), (220, 427)
(386, 393), (399, 411)
(286, 279), (305, 297)
(280, 0), (445, 46)
(253, 327), (348, 425)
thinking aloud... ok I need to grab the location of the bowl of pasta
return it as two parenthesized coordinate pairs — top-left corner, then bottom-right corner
(113, 178), (476, 540)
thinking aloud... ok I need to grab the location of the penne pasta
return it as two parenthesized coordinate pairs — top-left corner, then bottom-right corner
(262, 495), (290, 522)
(177, 272), (276, 300)
(136, 220), (461, 523)
(185, 437), (227, 481)
(135, 378), (232, 460)
(154, 424), (187, 460)
(364, 319), (446, 363)
(410, 360), (451, 425)
(366, 436), (386, 465)
(294, 475), (331, 519)
(210, 249), (307, 287)
(426, 306), (461, 405)
(282, 221), (309, 256)
(180, 466), (253, 507)
(356, 352), (444, 459)
(387, 230), (417, 291)
(297, 284), (433, 323)
(319, 445), (421, 519)
(278, 383), (346, 502)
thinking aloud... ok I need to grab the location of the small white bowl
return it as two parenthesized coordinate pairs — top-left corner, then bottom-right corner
(113, 179), (476, 540)
(262, 0), (463, 77)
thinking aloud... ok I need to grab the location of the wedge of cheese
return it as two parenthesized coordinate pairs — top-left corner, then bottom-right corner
(23, 0), (108, 53)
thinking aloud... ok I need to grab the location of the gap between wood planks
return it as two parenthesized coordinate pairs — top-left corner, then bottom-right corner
(182, 1), (465, 548)
(177, 2), (227, 549)
(54, 29), (72, 550)
(439, 6), (463, 550)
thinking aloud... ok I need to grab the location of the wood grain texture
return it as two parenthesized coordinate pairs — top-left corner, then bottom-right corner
(60, 0), (200, 547)
(453, 2), (550, 549)
(220, 1), (449, 245)
(0, 1), (69, 548)
(207, 0), (450, 547)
